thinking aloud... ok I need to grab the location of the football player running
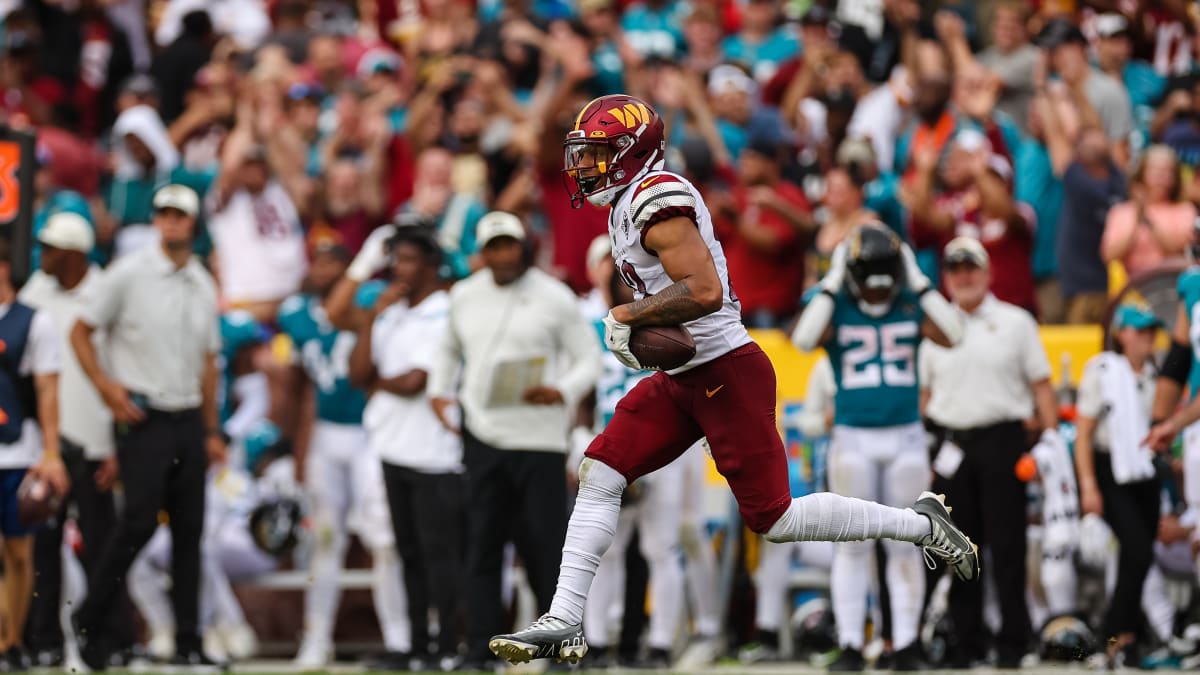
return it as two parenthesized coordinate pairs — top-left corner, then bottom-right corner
(793, 223), (960, 671)
(488, 94), (979, 666)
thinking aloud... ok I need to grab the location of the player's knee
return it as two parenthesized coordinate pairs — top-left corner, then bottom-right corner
(761, 498), (799, 541)
(577, 458), (628, 499)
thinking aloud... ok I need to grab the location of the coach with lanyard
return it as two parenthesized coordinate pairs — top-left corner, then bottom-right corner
(918, 237), (1060, 668)
(429, 211), (601, 669)
(69, 184), (225, 670)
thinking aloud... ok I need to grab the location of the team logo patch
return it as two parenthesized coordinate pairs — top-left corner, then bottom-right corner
(607, 103), (651, 129)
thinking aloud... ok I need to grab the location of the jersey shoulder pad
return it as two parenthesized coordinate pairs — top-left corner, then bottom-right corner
(276, 295), (313, 339)
(627, 173), (698, 232)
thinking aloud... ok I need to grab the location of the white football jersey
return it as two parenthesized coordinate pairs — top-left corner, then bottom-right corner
(608, 170), (752, 371)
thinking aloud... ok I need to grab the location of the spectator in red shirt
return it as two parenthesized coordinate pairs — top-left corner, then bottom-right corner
(711, 137), (812, 328)
(906, 128), (1037, 315)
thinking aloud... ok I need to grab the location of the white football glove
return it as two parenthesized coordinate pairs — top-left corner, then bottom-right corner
(819, 241), (849, 293)
(900, 242), (931, 294)
(347, 224), (397, 282)
(603, 312), (643, 370)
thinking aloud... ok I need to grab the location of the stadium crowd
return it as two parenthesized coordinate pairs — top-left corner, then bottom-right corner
(0, 0), (1200, 672)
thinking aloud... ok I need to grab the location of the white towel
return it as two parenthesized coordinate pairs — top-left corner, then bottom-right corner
(1031, 430), (1079, 557)
(1096, 352), (1157, 485)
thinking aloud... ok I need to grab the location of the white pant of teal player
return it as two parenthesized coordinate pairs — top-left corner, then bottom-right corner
(826, 422), (930, 652)
(297, 421), (409, 667)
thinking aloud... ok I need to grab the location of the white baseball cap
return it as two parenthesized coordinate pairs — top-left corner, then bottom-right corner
(152, 184), (200, 217)
(38, 212), (94, 253)
(943, 236), (990, 268)
(477, 211), (526, 247)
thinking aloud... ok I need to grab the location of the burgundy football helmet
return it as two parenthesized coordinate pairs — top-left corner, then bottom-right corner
(564, 94), (666, 208)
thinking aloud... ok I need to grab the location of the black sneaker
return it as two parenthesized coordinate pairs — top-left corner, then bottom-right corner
(488, 614), (587, 665)
(891, 644), (926, 671)
(913, 492), (980, 582)
(3, 648), (27, 673)
(828, 647), (865, 672)
(71, 613), (110, 673)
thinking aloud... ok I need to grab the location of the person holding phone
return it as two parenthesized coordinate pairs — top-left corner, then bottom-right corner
(68, 184), (224, 671)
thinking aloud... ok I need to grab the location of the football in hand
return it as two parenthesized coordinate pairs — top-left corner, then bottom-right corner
(17, 474), (61, 527)
(629, 325), (696, 370)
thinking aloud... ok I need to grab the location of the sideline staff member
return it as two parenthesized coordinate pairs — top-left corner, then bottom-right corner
(918, 237), (1059, 668)
(69, 184), (225, 670)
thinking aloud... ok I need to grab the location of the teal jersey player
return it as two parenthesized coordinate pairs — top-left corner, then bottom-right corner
(820, 287), (925, 428)
(1177, 267), (1200, 396)
(278, 293), (368, 426)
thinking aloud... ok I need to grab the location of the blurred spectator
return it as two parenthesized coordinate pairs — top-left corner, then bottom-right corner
(836, 138), (903, 237)
(0, 11), (63, 128)
(806, 164), (877, 288)
(620, 0), (688, 62)
(1093, 13), (1165, 157)
(976, 1), (1039, 134)
(905, 128), (1036, 314)
(150, 9), (216, 124)
(1101, 145), (1195, 277)
(577, 0), (631, 96)
(154, 1), (271, 54)
(1018, 86), (1074, 323)
(428, 213), (600, 668)
(845, 65), (909, 174)
(208, 119), (308, 322)
(1039, 17), (1134, 168)
(262, 1), (314, 65)
(711, 138), (811, 328)
(1074, 304), (1163, 669)
(1053, 116), (1126, 324)
(31, 141), (102, 272)
(680, 3), (723, 75)
(107, 103), (181, 256)
(30, 0), (135, 139)
(720, 0), (798, 83)
(394, 147), (484, 281)
(838, 0), (920, 84)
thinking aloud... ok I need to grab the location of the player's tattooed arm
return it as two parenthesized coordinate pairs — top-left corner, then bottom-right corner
(612, 216), (724, 326)
(615, 280), (710, 326)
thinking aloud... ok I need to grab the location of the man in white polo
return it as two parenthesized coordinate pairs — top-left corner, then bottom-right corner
(918, 237), (1059, 668)
(70, 184), (224, 671)
(20, 213), (136, 666)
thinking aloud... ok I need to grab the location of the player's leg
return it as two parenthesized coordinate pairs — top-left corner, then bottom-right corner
(826, 426), (878, 656)
(746, 540), (797, 660)
(878, 423), (930, 662)
(678, 443), (722, 642)
(380, 463), (430, 659)
(1184, 423), (1200, 577)
(490, 373), (702, 664)
(127, 528), (176, 660)
(296, 423), (351, 666)
(691, 345), (978, 579)
(350, 440), (411, 659)
(635, 463), (686, 657)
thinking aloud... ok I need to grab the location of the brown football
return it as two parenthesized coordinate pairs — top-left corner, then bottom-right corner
(629, 325), (696, 370)
(17, 474), (61, 527)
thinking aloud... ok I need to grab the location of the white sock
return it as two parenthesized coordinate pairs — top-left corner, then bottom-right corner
(681, 519), (721, 637)
(830, 540), (871, 649)
(547, 459), (627, 625)
(371, 546), (411, 653)
(765, 493), (930, 544)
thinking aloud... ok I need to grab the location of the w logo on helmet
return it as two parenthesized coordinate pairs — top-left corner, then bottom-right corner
(607, 103), (651, 129)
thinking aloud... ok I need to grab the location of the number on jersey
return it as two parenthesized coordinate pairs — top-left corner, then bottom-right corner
(838, 322), (917, 390)
(301, 333), (356, 393)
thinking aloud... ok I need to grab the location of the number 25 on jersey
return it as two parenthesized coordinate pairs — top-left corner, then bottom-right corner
(838, 323), (918, 390)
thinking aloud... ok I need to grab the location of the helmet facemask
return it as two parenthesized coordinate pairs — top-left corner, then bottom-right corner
(847, 257), (904, 316)
(564, 127), (664, 207)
